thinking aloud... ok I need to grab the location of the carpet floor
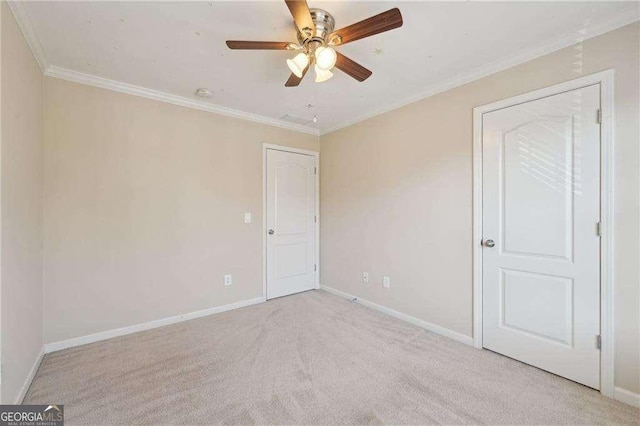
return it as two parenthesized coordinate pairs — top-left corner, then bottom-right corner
(25, 290), (638, 425)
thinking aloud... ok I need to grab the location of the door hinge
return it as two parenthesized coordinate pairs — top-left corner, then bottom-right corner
(314, 264), (317, 272)
(314, 167), (317, 175)
(597, 109), (602, 124)
(596, 222), (602, 237)
(596, 334), (602, 350)
(314, 215), (317, 223)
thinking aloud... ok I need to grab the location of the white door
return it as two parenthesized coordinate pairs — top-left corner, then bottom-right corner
(266, 148), (316, 300)
(482, 85), (601, 389)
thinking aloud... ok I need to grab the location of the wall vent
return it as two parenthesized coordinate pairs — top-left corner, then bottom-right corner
(279, 114), (315, 126)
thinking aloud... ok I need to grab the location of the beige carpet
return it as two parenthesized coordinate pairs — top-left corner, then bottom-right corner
(25, 290), (638, 425)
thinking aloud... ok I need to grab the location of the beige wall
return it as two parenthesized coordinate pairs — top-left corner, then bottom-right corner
(1, 2), (44, 404)
(43, 77), (318, 344)
(320, 23), (640, 394)
(30, 17), (639, 398)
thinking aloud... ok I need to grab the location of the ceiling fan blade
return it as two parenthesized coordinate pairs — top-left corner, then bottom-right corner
(335, 52), (372, 82)
(285, 65), (309, 87)
(226, 41), (292, 50)
(284, 0), (315, 35)
(329, 8), (403, 46)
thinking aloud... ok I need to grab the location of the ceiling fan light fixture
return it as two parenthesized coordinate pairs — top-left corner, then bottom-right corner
(314, 46), (337, 71)
(287, 52), (309, 78)
(314, 64), (334, 83)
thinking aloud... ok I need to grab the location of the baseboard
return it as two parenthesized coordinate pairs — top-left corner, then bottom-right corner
(20, 289), (640, 409)
(44, 296), (266, 354)
(614, 386), (640, 408)
(320, 285), (474, 346)
(15, 347), (45, 404)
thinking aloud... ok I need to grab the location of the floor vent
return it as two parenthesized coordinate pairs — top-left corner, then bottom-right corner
(279, 114), (314, 126)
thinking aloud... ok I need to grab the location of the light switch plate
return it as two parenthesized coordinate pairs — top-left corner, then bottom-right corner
(362, 272), (369, 283)
(244, 212), (252, 224)
(383, 276), (390, 288)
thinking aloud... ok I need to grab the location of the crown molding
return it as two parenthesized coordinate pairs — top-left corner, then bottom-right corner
(320, 8), (639, 135)
(7, 0), (637, 137)
(44, 66), (320, 136)
(7, 2), (319, 136)
(6, 0), (49, 72)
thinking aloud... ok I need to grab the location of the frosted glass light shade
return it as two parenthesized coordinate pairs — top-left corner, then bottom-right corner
(314, 46), (337, 71)
(314, 65), (334, 83)
(287, 53), (309, 78)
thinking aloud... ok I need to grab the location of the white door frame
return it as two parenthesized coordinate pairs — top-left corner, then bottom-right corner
(262, 143), (320, 300)
(472, 70), (615, 398)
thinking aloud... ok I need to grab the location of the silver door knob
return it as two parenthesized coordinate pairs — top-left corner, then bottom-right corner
(268, 229), (275, 235)
(483, 239), (495, 248)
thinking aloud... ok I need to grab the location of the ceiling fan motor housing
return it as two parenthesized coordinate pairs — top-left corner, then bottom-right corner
(297, 8), (335, 47)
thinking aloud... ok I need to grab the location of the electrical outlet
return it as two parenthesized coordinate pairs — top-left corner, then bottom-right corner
(362, 272), (369, 283)
(383, 276), (390, 288)
(244, 212), (252, 224)
(224, 274), (232, 286)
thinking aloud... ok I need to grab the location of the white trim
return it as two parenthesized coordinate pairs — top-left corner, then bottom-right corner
(320, 285), (474, 347)
(8, 0), (636, 136)
(472, 96), (484, 351)
(263, 144), (320, 300)
(44, 66), (320, 136)
(472, 70), (615, 397)
(6, 1), (49, 71)
(314, 154), (320, 291)
(44, 297), (265, 354)
(262, 144), (319, 159)
(598, 72), (616, 399)
(15, 347), (45, 404)
(320, 10), (638, 136)
(614, 387), (640, 408)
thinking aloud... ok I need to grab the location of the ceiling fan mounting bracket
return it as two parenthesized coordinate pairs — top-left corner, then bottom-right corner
(285, 43), (302, 51)
(327, 35), (342, 46)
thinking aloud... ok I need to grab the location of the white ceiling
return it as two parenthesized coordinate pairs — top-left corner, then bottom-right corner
(17, 1), (640, 134)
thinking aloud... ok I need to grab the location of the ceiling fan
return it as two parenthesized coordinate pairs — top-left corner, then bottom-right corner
(226, 0), (403, 87)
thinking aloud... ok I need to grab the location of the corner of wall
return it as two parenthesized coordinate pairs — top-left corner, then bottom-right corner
(0, 0), (46, 404)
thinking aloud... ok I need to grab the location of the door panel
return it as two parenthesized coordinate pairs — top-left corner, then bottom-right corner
(501, 269), (573, 346)
(502, 117), (573, 260)
(266, 149), (316, 300)
(275, 242), (308, 278)
(482, 85), (601, 389)
(275, 163), (309, 235)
